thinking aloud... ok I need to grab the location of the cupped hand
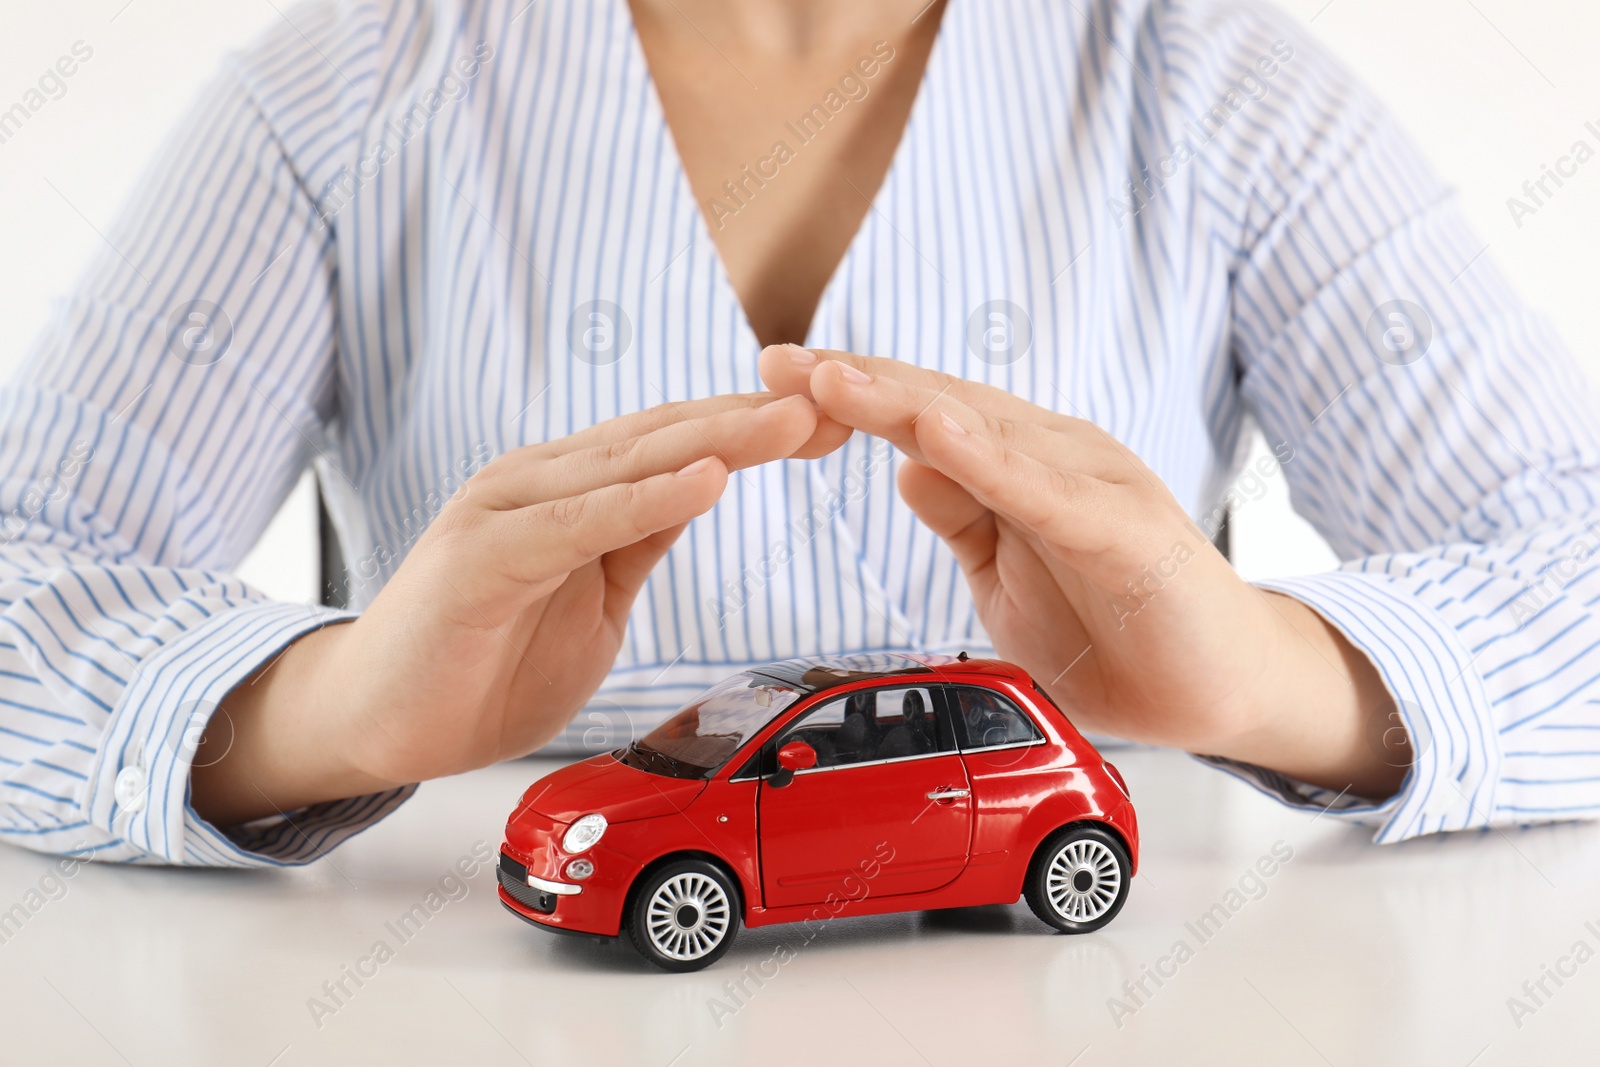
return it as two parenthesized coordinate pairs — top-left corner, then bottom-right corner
(758, 345), (1403, 798)
(195, 392), (850, 824)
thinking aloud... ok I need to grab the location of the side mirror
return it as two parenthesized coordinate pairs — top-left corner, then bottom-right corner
(768, 740), (817, 788)
(777, 741), (817, 771)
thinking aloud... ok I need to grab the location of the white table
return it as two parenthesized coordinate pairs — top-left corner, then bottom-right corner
(1, 747), (1593, 1066)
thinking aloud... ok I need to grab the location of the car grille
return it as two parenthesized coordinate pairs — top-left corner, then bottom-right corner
(499, 852), (556, 914)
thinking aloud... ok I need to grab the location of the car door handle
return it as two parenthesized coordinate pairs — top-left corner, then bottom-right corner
(926, 788), (971, 801)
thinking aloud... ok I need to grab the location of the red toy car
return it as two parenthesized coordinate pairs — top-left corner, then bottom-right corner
(498, 653), (1138, 971)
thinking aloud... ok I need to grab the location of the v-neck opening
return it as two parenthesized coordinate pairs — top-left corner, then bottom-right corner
(615, 0), (956, 351)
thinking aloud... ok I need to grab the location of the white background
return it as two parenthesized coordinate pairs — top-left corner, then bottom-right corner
(3, 0), (1598, 602)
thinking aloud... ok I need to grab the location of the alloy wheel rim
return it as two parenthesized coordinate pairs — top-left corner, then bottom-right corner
(646, 872), (732, 960)
(1045, 838), (1121, 923)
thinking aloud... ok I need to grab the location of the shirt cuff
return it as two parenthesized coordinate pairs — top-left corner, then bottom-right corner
(84, 600), (416, 866)
(1195, 570), (1502, 843)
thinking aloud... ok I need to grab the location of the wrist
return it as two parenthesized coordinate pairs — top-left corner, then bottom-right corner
(191, 619), (398, 827)
(1214, 591), (1407, 801)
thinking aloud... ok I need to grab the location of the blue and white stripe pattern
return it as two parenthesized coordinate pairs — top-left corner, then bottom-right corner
(0, 0), (1596, 864)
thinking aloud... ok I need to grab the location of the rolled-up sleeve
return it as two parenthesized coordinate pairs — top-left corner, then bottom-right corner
(0, 24), (414, 866)
(1168, 2), (1600, 840)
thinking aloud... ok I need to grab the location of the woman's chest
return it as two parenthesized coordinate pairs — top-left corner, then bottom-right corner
(326, 0), (1232, 518)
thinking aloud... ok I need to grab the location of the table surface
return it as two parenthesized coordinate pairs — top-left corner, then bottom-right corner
(1, 746), (1595, 1067)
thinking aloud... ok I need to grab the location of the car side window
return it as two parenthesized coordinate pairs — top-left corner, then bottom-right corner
(777, 686), (949, 769)
(947, 686), (1042, 750)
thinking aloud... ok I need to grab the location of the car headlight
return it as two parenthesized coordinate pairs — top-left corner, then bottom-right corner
(562, 814), (607, 854)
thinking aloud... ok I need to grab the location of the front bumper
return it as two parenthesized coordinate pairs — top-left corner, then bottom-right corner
(498, 843), (635, 937)
(497, 852), (565, 914)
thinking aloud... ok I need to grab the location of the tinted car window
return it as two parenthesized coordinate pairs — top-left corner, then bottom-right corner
(778, 686), (948, 769)
(620, 673), (802, 779)
(947, 686), (1041, 750)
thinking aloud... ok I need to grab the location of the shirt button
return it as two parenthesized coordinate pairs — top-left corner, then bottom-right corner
(114, 766), (147, 812)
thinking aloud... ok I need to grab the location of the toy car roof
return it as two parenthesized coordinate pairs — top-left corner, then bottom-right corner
(740, 652), (1020, 696)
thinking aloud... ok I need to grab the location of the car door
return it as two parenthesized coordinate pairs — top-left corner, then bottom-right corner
(758, 684), (972, 909)
(943, 683), (1058, 861)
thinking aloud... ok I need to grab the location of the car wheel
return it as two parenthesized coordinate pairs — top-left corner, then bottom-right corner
(627, 858), (740, 972)
(1024, 824), (1130, 934)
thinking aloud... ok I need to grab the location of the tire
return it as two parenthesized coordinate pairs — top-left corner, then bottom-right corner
(1024, 824), (1131, 934)
(626, 858), (740, 972)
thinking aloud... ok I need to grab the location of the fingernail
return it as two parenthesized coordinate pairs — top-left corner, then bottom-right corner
(940, 412), (967, 435)
(676, 456), (717, 477)
(781, 344), (816, 366)
(836, 363), (873, 385)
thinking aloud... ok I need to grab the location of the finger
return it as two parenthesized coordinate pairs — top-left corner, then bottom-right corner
(762, 344), (1147, 482)
(793, 410), (854, 460)
(474, 394), (818, 508)
(461, 457), (731, 604)
(805, 361), (1133, 482)
(548, 392), (781, 455)
(896, 460), (999, 597)
(913, 404), (1131, 558)
(759, 344), (1063, 428)
(758, 344), (828, 401)
(609, 391), (848, 462)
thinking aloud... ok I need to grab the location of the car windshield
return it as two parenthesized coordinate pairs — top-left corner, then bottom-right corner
(618, 673), (802, 780)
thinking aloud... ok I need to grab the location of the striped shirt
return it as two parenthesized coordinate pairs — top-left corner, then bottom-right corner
(2, 0), (1597, 866)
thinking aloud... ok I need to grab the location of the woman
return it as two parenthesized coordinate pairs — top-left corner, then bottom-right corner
(1, 0), (1595, 865)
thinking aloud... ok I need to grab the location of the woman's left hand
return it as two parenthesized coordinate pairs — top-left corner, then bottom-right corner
(759, 344), (1406, 799)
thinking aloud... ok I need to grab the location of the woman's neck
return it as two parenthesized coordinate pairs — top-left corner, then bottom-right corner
(629, 0), (937, 59)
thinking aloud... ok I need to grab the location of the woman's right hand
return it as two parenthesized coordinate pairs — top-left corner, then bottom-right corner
(193, 393), (847, 825)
